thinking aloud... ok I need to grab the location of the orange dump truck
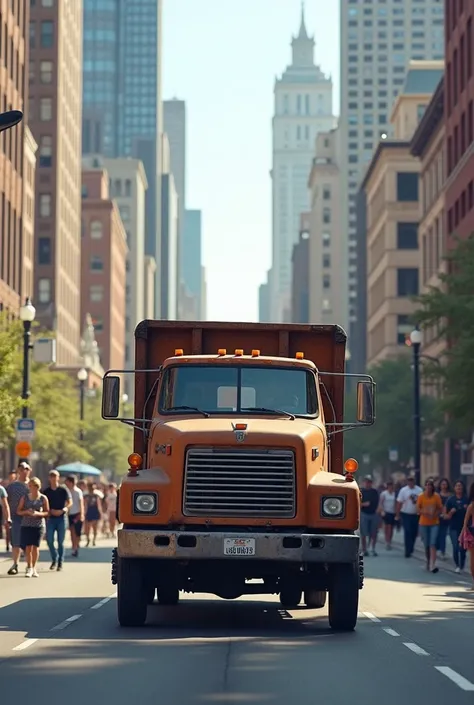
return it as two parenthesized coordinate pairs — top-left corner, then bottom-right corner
(102, 321), (375, 631)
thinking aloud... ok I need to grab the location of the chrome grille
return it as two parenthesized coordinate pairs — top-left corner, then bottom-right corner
(183, 447), (296, 518)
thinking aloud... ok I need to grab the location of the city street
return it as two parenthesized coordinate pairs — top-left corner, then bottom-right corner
(1, 537), (473, 703)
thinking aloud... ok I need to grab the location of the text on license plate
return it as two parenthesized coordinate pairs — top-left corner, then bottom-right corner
(223, 538), (256, 556)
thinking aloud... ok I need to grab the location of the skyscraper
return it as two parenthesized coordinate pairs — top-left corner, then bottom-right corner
(269, 6), (335, 323)
(164, 100), (186, 261)
(29, 0), (84, 366)
(339, 0), (444, 356)
(82, 0), (163, 316)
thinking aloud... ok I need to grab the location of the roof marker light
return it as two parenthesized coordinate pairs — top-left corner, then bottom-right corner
(175, 349), (184, 356)
(235, 349), (243, 356)
(235, 423), (247, 430)
(296, 351), (304, 360)
(251, 349), (260, 357)
(217, 348), (227, 355)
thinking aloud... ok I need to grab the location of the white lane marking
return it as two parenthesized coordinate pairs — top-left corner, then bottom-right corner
(456, 580), (470, 586)
(363, 612), (381, 623)
(403, 642), (429, 656)
(435, 667), (474, 691)
(383, 627), (400, 637)
(50, 614), (82, 631)
(90, 592), (117, 610)
(12, 638), (38, 651)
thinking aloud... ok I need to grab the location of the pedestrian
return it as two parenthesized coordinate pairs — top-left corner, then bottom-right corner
(459, 482), (474, 588)
(6, 462), (31, 575)
(436, 478), (452, 560)
(360, 475), (380, 557)
(378, 480), (397, 550)
(0, 482), (12, 550)
(84, 482), (103, 547)
(417, 479), (442, 573)
(396, 475), (423, 558)
(105, 483), (118, 538)
(445, 480), (469, 573)
(17, 477), (49, 578)
(65, 475), (84, 557)
(43, 470), (72, 571)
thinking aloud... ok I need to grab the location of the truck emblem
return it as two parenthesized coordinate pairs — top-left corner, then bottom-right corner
(235, 430), (246, 443)
(312, 447), (319, 460)
(155, 443), (172, 455)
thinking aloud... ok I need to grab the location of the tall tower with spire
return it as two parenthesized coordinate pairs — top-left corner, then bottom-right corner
(266, 5), (335, 323)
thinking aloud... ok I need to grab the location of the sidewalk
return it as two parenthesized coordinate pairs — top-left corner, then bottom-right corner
(387, 527), (471, 575)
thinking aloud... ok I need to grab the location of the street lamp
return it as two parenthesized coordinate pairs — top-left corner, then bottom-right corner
(410, 327), (422, 486)
(77, 367), (88, 442)
(19, 298), (36, 420)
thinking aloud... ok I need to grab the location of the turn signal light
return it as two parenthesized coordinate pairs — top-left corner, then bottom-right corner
(296, 352), (304, 359)
(217, 348), (227, 355)
(174, 348), (184, 356)
(235, 349), (243, 356)
(235, 423), (247, 430)
(128, 453), (143, 469)
(344, 458), (359, 473)
(251, 349), (260, 357)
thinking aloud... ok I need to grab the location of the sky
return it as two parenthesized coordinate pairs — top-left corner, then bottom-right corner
(162, 0), (340, 322)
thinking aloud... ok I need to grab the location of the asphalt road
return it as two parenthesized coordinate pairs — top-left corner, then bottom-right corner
(1, 536), (474, 704)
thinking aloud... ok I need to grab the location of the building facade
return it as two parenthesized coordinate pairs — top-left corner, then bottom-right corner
(181, 209), (203, 319)
(22, 127), (38, 305)
(291, 213), (310, 323)
(339, 0), (445, 358)
(308, 128), (345, 328)
(29, 0), (83, 366)
(161, 173), (179, 320)
(81, 168), (128, 371)
(143, 255), (156, 320)
(258, 275), (270, 323)
(269, 6), (335, 323)
(164, 99), (186, 288)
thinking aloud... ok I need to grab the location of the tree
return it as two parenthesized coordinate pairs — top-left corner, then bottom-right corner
(414, 235), (474, 435)
(0, 314), (23, 443)
(83, 395), (133, 477)
(343, 357), (444, 473)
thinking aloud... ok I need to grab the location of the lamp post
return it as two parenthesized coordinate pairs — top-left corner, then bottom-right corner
(410, 328), (422, 486)
(19, 298), (36, 419)
(77, 367), (88, 442)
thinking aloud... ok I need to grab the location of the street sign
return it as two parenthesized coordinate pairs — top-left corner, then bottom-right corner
(460, 463), (474, 476)
(388, 448), (399, 462)
(15, 440), (32, 458)
(16, 418), (35, 442)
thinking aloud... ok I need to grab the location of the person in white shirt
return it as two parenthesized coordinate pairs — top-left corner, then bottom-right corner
(378, 480), (397, 550)
(65, 475), (84, 558)
(396, 476), (423, 557)
(105, 484), (118, 538)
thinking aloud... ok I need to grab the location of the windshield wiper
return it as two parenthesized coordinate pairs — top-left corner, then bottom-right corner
(241, 407), (296, 420)
(167, 406), (210, 418)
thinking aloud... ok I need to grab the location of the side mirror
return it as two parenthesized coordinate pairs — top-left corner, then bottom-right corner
(0, 110), (23, 133)
(357, 380), (375, 425)
(102, 375), (121, 419)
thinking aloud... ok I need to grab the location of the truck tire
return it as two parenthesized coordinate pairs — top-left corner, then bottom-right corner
(304, 589), (326, 609)
(157, 586), (179, 606)
(117, 557), (147, 627)
(328, 562), (359, 632)
(279, 587), (302, 609)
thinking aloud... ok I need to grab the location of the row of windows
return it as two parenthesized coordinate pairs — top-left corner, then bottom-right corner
(447, 99), (474, 174)
(447, 180), (474, 233)
(447, 17), (473, 114)
(29, 20), (54, 49)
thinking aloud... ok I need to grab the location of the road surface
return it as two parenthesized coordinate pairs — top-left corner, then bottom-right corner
(1, 538), (473, 704)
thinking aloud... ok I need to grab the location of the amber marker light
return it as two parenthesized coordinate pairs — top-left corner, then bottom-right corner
(344, 457), (359, 482)
(251, 349), (260, 357)
(235, 423), (247, 430)
(217, 348), (227, 355)
(235, 349), (243, 356)
(127, 453), (143, 476)
(295, 352), (304, 359)
(174, 348), (184, 356)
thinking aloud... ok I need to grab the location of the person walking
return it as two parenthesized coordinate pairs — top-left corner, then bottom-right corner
(6, 462), (31, 575)
(16, 477), (49, 578)
(0, 482), (11, 551)
(43, 470), (72, 571)
(84, 482), (103, 547)
(460, 483), (474, 588)
(105, 483), (118, 538)
(436, 478), (452, 560)
(65, 475), (84, 557)
(417, 479), (442, 573)
(360, 475), (380, 557)
(378, 480), (397, 550)
(396, 475), (423, 558)
(445, 480), (469, 573)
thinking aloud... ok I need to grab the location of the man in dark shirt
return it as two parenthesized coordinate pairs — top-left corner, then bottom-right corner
(43, 470), (72, 571)
(360, 475), (380, 557)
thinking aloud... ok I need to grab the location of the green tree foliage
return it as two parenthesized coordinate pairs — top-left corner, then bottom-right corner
(83, 395), (133, 476)
(414, 235), (474, 435)
(0, 314), (23, 442)
(344, 357), (444, 472)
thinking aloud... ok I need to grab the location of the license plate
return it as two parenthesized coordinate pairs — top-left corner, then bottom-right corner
(223, 538), (256, 556)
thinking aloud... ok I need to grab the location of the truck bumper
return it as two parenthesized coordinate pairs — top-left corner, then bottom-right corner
(117, 529), (359, 563)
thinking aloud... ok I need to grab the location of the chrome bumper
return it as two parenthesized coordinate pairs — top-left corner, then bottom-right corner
(117, 529), (359, 563)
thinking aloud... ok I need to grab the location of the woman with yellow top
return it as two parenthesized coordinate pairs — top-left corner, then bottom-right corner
(416, 479), (442, 573)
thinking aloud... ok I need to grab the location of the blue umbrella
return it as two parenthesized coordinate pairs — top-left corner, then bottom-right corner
(56, 461), (102, 477)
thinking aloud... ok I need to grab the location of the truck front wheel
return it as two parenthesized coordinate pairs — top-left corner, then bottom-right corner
(279, 587), (302, 609)
(328, 562), (359, 632)
(304, 589), (327, 609)
(117, 557), (147, 627)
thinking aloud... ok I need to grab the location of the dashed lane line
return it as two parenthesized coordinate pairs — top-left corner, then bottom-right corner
(403, 642), (429, 656)
(50, 614), (82, 632)
(382, 627), (400, 637)
(435, 667), (474, 692)
(362, 612), (381, 623)
(12, 638), (38, 651)
(90, 593), (117, 610)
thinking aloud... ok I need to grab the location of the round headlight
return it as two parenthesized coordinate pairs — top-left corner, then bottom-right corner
(323, 497), (343, 516)
(135, 493), (156, 513)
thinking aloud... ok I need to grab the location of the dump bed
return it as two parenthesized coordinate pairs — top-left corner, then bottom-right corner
(133, 320), (348, 469)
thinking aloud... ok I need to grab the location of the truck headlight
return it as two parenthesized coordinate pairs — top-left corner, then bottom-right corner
(322, 496), (344, 518)
(133, 492), (158, 515)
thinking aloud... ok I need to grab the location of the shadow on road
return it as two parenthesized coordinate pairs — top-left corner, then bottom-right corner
(0, 544), (114, 569)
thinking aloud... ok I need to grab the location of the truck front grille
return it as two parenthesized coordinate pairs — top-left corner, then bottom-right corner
(183, 447), (296, 518)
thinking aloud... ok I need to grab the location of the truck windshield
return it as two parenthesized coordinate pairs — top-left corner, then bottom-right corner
(159, 365), (318, 417)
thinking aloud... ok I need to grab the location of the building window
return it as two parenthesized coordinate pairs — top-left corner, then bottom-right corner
(323, 254), (331, 268)
(39, 135), (52, 167)
(119, 205), (130, 223)
(397, 222), (418, 249)
(40, 60), (53, 83)
(40, 97), (52, 121)
(323, 186), (331, 200)
(82, 184), (88, 198)
(396, 172), (419, 201)
(322, 232), (330, 247)
(323, 274), (331, 289)
(39, 194), (51, 217)
(38, 278), (51, 303)
(90, 220), (103, 239)
(125, 179), (132, 197)
(397, 268), (419, 296)
(42, 0), (54, 5)
(417, 104), (427, 121)
(91, 316), (103, 332)
(90, 255), (104, 272)
(37, 238), (51, 265)
(90, 284), (104, 302)
(323, 208), (331, 224)
(397, 314), (411, 345)
(40, 20), (54, 48)
(29, 21), (35, 48)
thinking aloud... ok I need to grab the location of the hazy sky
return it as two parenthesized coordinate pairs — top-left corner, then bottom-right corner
(163, 1), (340, 322)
